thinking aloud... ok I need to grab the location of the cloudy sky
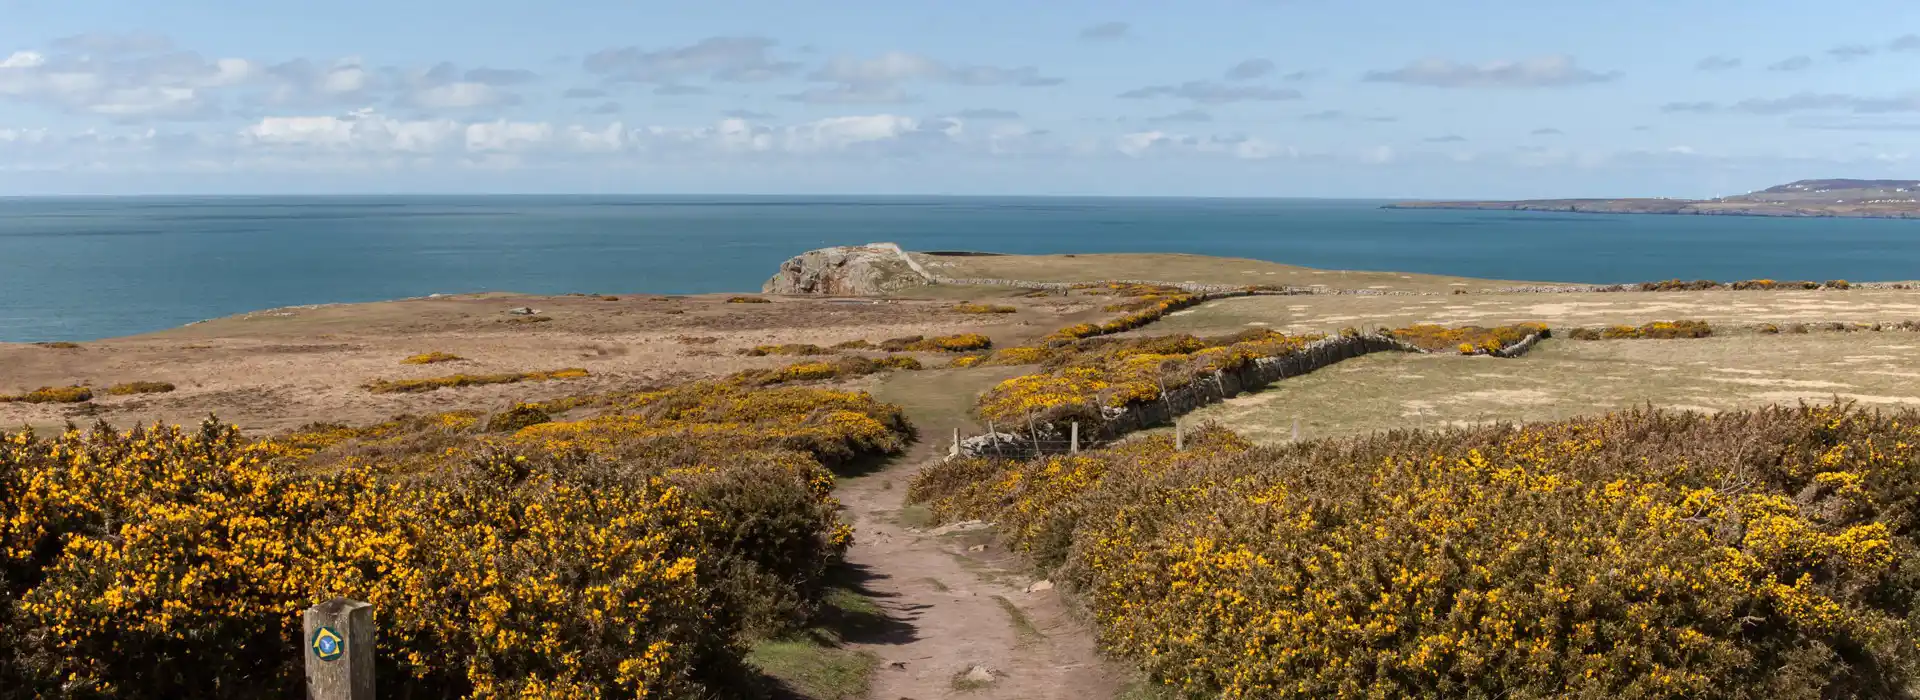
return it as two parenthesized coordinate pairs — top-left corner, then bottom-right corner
(2, 0), (1918, 197)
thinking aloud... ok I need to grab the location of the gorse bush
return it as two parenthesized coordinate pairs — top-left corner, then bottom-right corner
(975, 330), (1329, 422)
(1389, 322), (1547, 354)
(878, 334), (994, 352)
(953, 303), (1017, 314)
(104, 381), (176, 396)
(741, 343), (834, 357)
(1569, 320), (1714, 341)
(400, 351), (465, 365)
(909, 405), (1920, 698)
(0, 385), (93, 403)
(365, 368), (590, 394)
(726, 296), (772, 304)
(1, 374), (913, 697)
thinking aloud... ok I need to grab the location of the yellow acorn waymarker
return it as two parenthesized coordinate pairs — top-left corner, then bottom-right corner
(311, 626), (346, 662)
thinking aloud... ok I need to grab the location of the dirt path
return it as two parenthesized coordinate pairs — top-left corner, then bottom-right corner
(834, 370), (1126, 700)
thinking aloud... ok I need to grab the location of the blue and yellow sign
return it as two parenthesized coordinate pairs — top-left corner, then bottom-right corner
(311, 626), (345, 661)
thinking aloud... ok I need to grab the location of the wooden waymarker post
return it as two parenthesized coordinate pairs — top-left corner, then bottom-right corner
(304, 598), (374, 700)
(1174, 421), (1184, 451)
(951, 427), (961, 457)
(1292, 417), (1300, 442)
(1070, 421), (1080, 454)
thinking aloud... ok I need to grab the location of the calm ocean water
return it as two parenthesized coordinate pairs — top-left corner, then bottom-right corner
(2, 195), (1916, 342)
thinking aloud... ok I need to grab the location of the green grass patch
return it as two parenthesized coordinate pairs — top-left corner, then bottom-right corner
(745, 640), (876, 700)
(897, 504), (936, 529)
(991, 595), (1042, 645)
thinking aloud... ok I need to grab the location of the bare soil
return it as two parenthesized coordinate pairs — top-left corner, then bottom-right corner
(832, 367), (1128, 700)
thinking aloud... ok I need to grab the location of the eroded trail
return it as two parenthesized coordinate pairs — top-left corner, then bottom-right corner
(834, 369), (1125, 700)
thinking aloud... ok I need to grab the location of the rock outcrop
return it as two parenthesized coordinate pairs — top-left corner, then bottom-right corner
(762, 242), (932, 295)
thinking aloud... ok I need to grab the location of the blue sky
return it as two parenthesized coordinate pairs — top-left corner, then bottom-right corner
(1, 0), (1917, 197)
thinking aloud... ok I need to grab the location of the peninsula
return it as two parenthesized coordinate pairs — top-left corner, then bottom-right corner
(1387, 178), (1920, 219)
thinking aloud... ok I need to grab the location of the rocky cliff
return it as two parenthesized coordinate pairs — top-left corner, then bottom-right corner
(762, 242), (934, 295)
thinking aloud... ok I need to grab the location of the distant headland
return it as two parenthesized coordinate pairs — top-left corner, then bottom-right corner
(1386, 179), (1920, 219)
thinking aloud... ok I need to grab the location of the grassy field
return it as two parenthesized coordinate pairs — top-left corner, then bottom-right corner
(910, 252), (1546, 293)
(1141, 288), (1920, 337)
(1184, 331), (1920, 443)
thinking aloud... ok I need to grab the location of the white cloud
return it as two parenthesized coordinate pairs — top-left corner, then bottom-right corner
(583, 37), (800, 84)
(405, 81), (520, 110)
(1362, 55), (1618, 88)
(1117, 81), (1301, 104)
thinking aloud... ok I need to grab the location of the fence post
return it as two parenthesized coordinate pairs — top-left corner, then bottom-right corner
(1174, 420), (1184, 451)
(1070, 421), (1079, 454)
(304, 598), (374, 700)
(950, 427), (961, 458)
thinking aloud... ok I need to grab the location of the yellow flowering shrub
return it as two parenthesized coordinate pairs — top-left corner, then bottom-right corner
(1570, 320), (1715, 340)
(400, 351), (465, 364)
(2, 373), (913, 696)
(908, 405), (1920, 697)
(877, 334), (994, 352)
(741, 344), (833, 357)
(953, 303), (1017, 314)
(1389, 322), (1547, 353)
(0, 385), (93, 403)
(365, 367), (590, 394)
(725, 296), (771, 304)
(104, 381), (175, 396)
(975, 330), (1324, 422)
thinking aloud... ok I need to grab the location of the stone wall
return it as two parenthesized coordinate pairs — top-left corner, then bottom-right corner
(955, 329), (1551, 459)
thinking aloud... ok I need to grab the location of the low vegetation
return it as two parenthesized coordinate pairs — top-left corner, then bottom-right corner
(1, 358), (915, 697)
(32, 342), (81, 349)
(975, 329), (1329, 422)
(0, 386), (94, 403)
(728, 296), (773, 304)
(1388, 322), (1548, 354)
(104, 381), (176, 396)
(954, 302), (1017, 314)
(909, 404), (1920, 698)
(742, 343), (834, 357)
(365, 367), (590, 394)
(1567, 319), (1714, 340)
(400, 351), (466, 365)
(879, 333), (995, 353)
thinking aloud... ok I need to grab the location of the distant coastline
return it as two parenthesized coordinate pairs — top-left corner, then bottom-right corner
(1386, 179), (1920, 220)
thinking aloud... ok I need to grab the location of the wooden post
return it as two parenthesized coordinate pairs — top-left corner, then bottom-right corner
(950, 427), (961, 458)
(1070, 422), (1080, 454)
(1174, 420), (1184, 451)
(1292, 417), (1300, 442)
(988, 420), (1001, 457)
(304, 598), (374, 700)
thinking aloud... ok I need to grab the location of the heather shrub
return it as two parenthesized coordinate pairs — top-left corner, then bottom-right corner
(909, 405), (1920, 698)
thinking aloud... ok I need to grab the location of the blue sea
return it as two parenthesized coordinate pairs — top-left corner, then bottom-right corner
(2, 195), (1917, 343)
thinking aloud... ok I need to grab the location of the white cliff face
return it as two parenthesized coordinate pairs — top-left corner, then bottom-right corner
(762, 242), (933, 296)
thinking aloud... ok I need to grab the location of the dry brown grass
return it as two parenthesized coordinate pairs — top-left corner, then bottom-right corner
(910, 252), (1543, 293)
(1186, 332), (1920, 443)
